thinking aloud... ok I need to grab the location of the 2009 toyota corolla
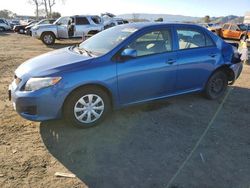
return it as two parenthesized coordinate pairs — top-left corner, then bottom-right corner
(9, 23), (243, 128)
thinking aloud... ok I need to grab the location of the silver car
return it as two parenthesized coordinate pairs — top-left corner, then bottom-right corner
(31, 15), (104, 45)
(0, 18), (11, 31)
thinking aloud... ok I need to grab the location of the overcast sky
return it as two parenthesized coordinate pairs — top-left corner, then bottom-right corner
(1, 0), (250, 17)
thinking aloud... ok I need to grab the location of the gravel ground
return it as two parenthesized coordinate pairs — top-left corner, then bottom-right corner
(0, 32), (250, 188)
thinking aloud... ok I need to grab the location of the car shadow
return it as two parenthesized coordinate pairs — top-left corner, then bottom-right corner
(40, 86), (250, 188)
(0, 31), (12, 36)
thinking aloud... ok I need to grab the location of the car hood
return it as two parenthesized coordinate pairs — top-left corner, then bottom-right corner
(15, 47), (93, 78)
(36, 23), (57, 29)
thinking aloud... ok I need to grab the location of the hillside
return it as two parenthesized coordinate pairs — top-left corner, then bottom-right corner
(118, 13), (244, 24)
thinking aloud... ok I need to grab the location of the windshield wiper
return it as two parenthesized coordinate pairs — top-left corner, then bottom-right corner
(77, 47), (93, 57)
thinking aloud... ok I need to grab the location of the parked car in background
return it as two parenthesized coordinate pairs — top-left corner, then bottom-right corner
(13, 20), (38, 34)
(0, 18), (11, 31)
(9, 20), (20, 29)
(31, 15), (104, 45)
(217, 23), (250, 40)
(103, 15), (129, 29)
(25, 19), (56, 35)
(9, 23), (242, 128)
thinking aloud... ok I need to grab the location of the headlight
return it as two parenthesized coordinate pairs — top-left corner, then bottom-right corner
(24, 77), (61, 91)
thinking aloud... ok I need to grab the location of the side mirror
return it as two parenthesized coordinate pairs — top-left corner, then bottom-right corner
(120, 48), (137, 60)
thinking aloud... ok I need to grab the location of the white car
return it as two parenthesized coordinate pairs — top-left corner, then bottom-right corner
(0, 19), (11, 31)
(102, 15), (129, 29)
(31, 15), (104, 45)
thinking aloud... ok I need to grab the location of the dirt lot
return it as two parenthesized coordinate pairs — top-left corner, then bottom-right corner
(0, 32), (250, 188)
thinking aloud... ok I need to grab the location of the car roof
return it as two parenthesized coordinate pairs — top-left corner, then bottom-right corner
(119, 22), (204, 30)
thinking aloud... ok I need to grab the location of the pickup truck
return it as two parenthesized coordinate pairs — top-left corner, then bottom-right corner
(215, 23), (250, 40)
(31, 15), (104, 45)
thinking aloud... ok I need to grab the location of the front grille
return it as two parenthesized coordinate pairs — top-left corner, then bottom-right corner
(17, 105), (37, 115)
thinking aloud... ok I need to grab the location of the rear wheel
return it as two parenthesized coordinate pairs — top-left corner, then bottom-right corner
(204, 71), (228, 99)
(41, 32), (55, 45)
(63, 87), (111, 128)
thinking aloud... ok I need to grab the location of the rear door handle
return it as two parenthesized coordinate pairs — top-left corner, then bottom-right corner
(166, 59), (176, 65)
(210, 54), (217, 58)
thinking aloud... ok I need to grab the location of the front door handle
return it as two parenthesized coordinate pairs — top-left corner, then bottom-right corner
(166, 59), (176, 65)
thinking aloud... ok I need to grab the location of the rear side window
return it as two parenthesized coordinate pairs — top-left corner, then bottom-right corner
(177, 29), (214, 50)
(76, 17), (90, 25)
(0, 20), (5, 24)
(91, 16), (101, 24)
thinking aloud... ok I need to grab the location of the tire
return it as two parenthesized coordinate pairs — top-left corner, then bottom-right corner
(63, 86), (111, 128)
(41, 32), (55, 45)
(204, 71), (228, 100)
(240, 34), (248, 41)
(0, 27), (5, 32)
(18, 29), (24, 34)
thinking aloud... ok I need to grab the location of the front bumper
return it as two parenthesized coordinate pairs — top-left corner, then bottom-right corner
(9, 80), (65, 121)
(31, 30), (40, 39)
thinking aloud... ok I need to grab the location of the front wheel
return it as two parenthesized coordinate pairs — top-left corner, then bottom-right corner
(63, 87), (111, 128)
(41, 32), (55, 45)
(204, 71), (228, 100)
(0, 27), (5, 32)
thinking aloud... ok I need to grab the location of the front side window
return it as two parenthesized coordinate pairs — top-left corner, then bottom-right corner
(55, 17), (70, 25)
(126, 29), (172, 57)
(223, 24), (229, 30)
(177, 29), (213, 49)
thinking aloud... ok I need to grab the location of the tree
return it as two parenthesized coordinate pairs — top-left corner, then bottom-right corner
(204, 15), (211, 23)
(28, 0), (43, 19)
(0, 9), (14, 18)
(132, 13), (140, 22)
(155, 18), (163, 22)
(51, 12), (61, 19)
(43, 0), (64, 18)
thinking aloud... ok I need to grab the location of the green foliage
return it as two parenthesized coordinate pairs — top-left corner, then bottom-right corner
(51, 12), (61, 19)
(0, 9), (16, 19)
(204, 15), (211, 23)
(155, 18), (163, 22)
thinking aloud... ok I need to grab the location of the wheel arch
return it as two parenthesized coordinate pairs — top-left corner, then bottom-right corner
(207, 65), (235, 85)
(40, 31), (56, 40)
(62, 83), (114, 111)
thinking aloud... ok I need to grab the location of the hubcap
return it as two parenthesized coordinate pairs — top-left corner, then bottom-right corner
(44, 34), (53, 44)
(0, 27), (4, 31)
(74, 94), (104, 124)
(211, 78), (223, 93)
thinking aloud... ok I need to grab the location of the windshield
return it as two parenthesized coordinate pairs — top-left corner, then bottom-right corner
(79, 26), (138, 56)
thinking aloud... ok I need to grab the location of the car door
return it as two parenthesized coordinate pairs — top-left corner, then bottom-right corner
(56, 17), (70, 38)
(175, 27), (220, 91)
(116, 28), (178, 105)
(229, 24), (242, 39)
(221, 24), (230, 38)
(74, 17), (91, 37)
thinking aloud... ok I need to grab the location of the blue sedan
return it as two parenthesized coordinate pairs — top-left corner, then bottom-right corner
(9, 23), (243, 128)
